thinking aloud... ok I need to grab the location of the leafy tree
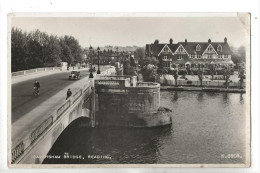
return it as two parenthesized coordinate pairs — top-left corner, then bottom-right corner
(138, 56), (158, 68)
(222, 67), (231, 88)
(63, 35), (84, 65)
(197, 65), (204, 87)
(209, 64), (216, 80)
(130, 56), (136, 67)
(238, 69), (245, 89)
(11, 28), (29, 72)
(231, 46), (246, 65)
(170, 70), (179, 86)
(123, 59), (136, 76)
(60, 38), (74, 65)
(11, 27), (84, 72)
(141, 64), (158, 82)
(134, 48), (145, 60)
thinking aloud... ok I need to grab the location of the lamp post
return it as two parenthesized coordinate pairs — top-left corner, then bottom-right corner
(97, 46), (101, 74)
(89, 45), (94, 78)
(116, 47), (119, 62)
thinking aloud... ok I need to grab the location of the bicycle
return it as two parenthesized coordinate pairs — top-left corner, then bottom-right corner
(33, 87), (39, 96)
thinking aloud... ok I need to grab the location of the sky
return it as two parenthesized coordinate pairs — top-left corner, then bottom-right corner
(11, 14), (250, 48)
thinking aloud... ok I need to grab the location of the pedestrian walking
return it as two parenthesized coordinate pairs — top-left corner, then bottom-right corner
(66, 88), (72, 100)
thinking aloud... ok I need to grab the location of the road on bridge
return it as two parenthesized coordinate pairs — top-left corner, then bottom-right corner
(11, 67), (109, 123)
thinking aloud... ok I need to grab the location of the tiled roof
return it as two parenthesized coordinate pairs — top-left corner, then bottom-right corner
(178, 42), (232, 55)
(146, 41), (233, 56)
(145, 43), (179, 55)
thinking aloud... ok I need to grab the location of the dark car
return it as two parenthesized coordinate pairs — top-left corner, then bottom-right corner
(69, 71), (81, 80)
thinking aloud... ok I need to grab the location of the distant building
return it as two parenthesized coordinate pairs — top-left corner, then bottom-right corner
(145, 38), (234, 70)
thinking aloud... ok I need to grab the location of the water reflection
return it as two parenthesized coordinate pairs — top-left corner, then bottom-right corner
(172, 91), (178, 102)
(197, 92), (204, 102)
(43, 91), (246, 164)
(240, 93), (244, 104)
(222, 93), (229, 104)
(44, 118), (172, 164)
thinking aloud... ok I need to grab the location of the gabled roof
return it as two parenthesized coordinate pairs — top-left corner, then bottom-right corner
(178, 42), (232, 55)
(145, 43), (179, 56)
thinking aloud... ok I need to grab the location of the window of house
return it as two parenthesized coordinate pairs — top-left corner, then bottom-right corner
(197, 54), (201, 59)
(196, 45), (201, 51)
(177, 55), (183, 60)
(217, 45), (222, 51)
(164, 47), (168, 52)
(208, 47), (213, 51)
(224, 54), (228, 58)
(191, 54), (195, 59)
(207, 54), (213, 59)
(179, 47), (183, 52)
(218, 54), (222, 58)
(163, 56), (168, 60)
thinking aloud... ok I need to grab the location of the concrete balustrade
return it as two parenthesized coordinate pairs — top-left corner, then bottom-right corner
(30, 116), (53, 143)
(11, 67), (62, 77)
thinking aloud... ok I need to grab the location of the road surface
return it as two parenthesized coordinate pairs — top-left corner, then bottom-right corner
(12, 67), (109, 123)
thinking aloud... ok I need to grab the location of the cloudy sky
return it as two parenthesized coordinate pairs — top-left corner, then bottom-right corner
(11, 14), (250, 48)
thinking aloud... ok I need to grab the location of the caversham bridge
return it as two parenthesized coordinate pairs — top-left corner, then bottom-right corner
(11, 66), (170, 164)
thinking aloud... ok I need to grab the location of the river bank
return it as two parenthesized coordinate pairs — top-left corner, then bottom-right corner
(160, 85), (245, 93)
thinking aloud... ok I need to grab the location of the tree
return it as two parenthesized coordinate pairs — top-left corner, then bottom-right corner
(197, 65), (204, 87)
(222, 67), (231, 88)
(60, 39), (73, 65)
(209, 64), (216, 80)
(141, 64), (158, 82)
(130, 56), (136, 67)
(231, 46), (246, 65)
(62, 35), (84, 65)
(11, 27), (84, 72)
(170, 70), (179, 86)
(238, 69), (245, 89)
(122, 59), (136, 76)
(11, 28), (29, 72)
(138, 56), (158, 68)
(134, 48), (145, 60)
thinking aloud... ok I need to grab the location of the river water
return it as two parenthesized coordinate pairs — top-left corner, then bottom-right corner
(43, 91), (246, 164)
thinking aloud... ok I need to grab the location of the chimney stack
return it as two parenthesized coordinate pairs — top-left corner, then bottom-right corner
(185, 38), (187, 46)
(169, 38), (173, 45)
(224, 37), (227, 43)
(208, 39), (211, 43)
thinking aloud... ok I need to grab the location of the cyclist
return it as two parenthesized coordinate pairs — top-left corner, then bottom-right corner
(34, 80), (40, 95)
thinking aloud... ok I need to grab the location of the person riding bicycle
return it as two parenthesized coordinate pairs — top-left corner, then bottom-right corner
(34, 80), (40, 95)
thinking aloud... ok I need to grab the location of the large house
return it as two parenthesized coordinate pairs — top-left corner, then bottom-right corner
(145, 38), (234, 71)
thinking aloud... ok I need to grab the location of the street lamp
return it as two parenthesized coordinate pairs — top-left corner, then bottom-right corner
(116, 47), (119, 62)
(89, 45), (94, 78)
(97, 46), (101, 74)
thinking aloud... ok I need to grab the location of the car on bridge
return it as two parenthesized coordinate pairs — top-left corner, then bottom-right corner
(69, 71), (81, 80)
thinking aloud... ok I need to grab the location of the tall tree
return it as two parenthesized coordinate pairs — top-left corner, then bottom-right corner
(138, 56), (158, 68)
(11, 28), (28, 72)
(222, 67), (231, 88)
(197, 64), (204, 87)
(209, 64), (216, 80)
(238, 69), (245, 89)
(134, 48), (145, 60)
